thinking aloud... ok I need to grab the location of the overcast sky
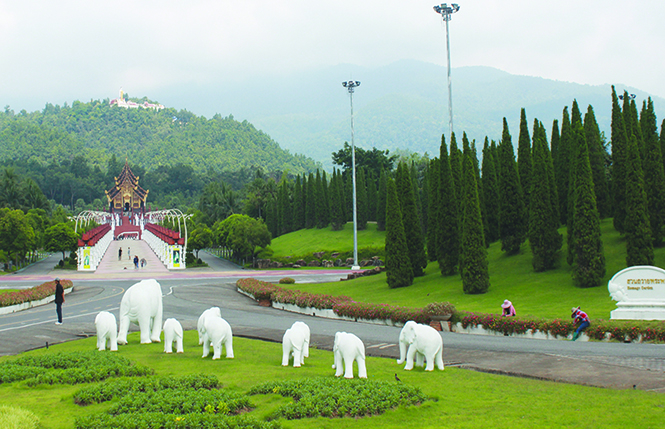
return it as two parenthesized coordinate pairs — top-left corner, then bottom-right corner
(1, 0), (663, 114)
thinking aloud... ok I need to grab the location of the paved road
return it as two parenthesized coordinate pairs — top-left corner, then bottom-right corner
(2, 249), (665, 392)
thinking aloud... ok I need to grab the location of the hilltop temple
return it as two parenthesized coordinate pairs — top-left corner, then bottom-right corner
(109, 88), (164, 110)
(105, 160), (149, 216)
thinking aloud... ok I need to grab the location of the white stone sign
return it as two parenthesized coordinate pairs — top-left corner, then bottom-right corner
(608, 265), (665, 320)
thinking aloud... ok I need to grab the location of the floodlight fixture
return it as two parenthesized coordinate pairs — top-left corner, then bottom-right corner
(342, 80), (361, 270)
(433, 3), (460, 140)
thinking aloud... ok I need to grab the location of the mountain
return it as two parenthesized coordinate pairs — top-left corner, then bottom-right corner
(155, 60), (664, 167)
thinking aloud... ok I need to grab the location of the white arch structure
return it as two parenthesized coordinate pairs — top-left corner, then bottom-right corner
(145, 209), (191, 255)
(72, 210), (114, 272)
(72, 210), (113, 233)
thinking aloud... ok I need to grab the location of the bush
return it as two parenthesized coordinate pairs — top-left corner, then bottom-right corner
(278, 277), (295, 284)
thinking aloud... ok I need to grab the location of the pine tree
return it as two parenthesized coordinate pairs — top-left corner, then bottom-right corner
(266, 197), (278, 238)
(584, 105), (610, 219)
(396, 162), (427, 277)
(356, 167), (368, 230)
(437, 135), (460, 275)
(330, 169), (345, 231)
(570, 124), (605, 288)
(660, 119), (665, 172)
(449, 132), (463, 199)
(315, 170), (328, 229)
(540, 121), (560, 231)
(305, 172), (315, 229)
(625, 98), (644, 161)
(481, 137), (500, 244)
(529, 122), (563, 271)
(498, 118), (526, 255)
(640, 98), (665, 247)
(625, 132), (654, 266)
(344, 173), (353, 222)
(549, 120), (561, 224)
(385, 177), (414, 288)
(567, 104), (585, 266)
(426, 158), (439, 261)
(460, 141), (490, 294)
(366, 169), (378, 222)
(376, 169), (387, 231)
(611, 86), (629, 234)
(517, 108), (532, 210)
(555, 107), (572, 225)
(277, 178), (292, 235)
(292, 175), (304, 231)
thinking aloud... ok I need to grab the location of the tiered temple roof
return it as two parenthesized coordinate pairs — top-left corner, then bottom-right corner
(105, 160), (149, 213)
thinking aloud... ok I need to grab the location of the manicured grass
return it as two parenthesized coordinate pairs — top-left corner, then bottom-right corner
(266, 222), (385, 257)
(0, 289), (20, 296)
(278, 219), (665, 320)
(0, 331), (659, 428)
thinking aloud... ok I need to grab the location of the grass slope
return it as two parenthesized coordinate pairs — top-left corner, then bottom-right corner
(0, 332), (660, 429)
(274, 219), (665, 320)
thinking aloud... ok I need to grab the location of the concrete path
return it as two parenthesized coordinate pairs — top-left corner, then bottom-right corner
(96, 239), (168, 275)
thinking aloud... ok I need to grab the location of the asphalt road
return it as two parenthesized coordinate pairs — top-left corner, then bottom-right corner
(2, 250), (665, 392)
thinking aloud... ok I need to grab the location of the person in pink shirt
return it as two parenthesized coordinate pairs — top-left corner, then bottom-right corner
(501, 300), (516, 317)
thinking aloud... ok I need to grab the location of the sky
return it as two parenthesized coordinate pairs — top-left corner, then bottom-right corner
(1, 0), (664, 114)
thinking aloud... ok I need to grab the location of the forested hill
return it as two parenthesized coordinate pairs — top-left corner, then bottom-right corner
(0, 100), (319, 174)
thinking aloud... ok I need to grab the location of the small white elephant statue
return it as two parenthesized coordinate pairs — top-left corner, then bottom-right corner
(282, 321), (310, 367)
(163, 318), (184, 353)
(198, 307), (222, 345)
(117, 279), (163, 345)
(397, 321), (444, 371)
(202, 316), (234, 360)
(332, 331), (367, 379)
(95, 311), (118, 351)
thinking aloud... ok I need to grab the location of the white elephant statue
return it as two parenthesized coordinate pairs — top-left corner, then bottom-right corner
(332, 331), (367, 379)
(282, 321), (310, 367)
(197, 307), (222, 345)
(95, 311), (118, 351)
(163, 318), (184, 353)
(397, 321), (444, 371)
(117, 279), (163, 345)
(202, 316), (234, 360)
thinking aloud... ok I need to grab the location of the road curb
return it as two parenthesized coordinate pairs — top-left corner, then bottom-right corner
(0, 287), (73, 315)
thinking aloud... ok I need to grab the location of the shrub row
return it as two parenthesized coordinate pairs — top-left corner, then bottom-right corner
(0, 279), (73, 307)
(259, 246), (385, 265)
(0, 351), (152, 386)
(75, 412), (279, 429)
(249, 377), (427, 419)
(107, 389), (250, 416)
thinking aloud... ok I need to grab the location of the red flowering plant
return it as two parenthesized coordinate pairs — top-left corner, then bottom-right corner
(236, 278), (281, 301)
(0, 280), (73, 307)
(543, 319), (573, 338)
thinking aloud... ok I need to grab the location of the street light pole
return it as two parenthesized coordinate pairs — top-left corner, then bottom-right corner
(342, 80), (361, 270)
(433, 3), (460, 139)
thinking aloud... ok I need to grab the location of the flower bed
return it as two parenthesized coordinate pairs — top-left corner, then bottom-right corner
(0, 280), (73, 308)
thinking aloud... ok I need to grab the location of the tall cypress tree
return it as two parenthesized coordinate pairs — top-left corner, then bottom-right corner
(625, 132), (654, 266)
(315, 170), (327, 229)
(427, 158), (439, 261)
(330, 169), (345, 231)
(293, 175), (304, 231)
(625, 98), (644, 161)
(277, 178), (292, 235)
(611, 86), (629, 234)
(641, 98), (665, 247)
(366, 169), (377, 222)
(376, 169), (387, 231)
(481, 137), (500, 245)
(305, 172), (315, 229)
(385, 177), (413, 288)
(498, 118), (526, 255)
(549, 120), (561, 224)
(460, 141), (490, 294)
(570, 124), (605, 288)
(555, 107), (572, 225)
(567, 104), (585, 266)
(584, 105), (610, 219)
(356, 167), (368, 230)
(529, 122), (562, 271)
(517, 108), (532, 210)
(266, 197), (278, 238)
(660, 119), (665, 172)
(437, 135), (460, 275)
(449, 132), (463, 199)
(396, 162), (427, 277)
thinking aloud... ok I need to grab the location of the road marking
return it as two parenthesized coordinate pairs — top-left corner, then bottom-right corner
(367, 343), (389, 349)
(0, 307), (119, 333)
(379, 344), (396, 349)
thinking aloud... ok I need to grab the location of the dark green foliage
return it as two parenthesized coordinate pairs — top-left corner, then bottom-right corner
(395, 163), (427, 277)
(385, 178), (413, 288)
(437, 135), (460, 275)
(570, 124), (606, 288)
(292, 175), (304, 231)
(215, 214), (271, 260)
(249, 377), (427, 420)
(640, 98), (665, 247)
(366, 169), (378, 222)
(329, 169), (345, 231)
(356, 167), (368, 230)
(315, 170), (328, 229)
(426, 159), (439, 261)
(624, 133), (654, 266)
(305, 172), (315, 229)
(265, 197), (278, 238)
(517, 108), (532, 210)
(625, 98), (644, 161)
(584, 105), (610, 219)
(611, 87), (629, 234)
(460, 143), (490, 294)
(555, 107), (572, 225)
(498, 118), (526, 255)
(449, 132), (463, 200)
(528, 122), (562, 271)
(277, 178), (292, 236)
(332, 142), (397, 174)
(481, 137), (500, 245)
(661, 119), (665, 173)
(376, 169), (387, 231)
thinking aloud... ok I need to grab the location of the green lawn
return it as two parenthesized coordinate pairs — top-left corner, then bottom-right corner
(276, 219), (665, 320)
(0, 331), (659, 429)
(0, 289), (20, 296)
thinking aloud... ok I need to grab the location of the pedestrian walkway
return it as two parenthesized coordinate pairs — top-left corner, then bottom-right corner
(96, 239), (168, 275)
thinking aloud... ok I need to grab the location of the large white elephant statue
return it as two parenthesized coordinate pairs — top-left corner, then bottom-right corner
(202, 316), (234, 360)
(95, 311), (118, 351)
(163, 318), (184, 353)
(282, 321), (310, 367)
(117, 279), (163, 345)
(197, 307), (222, 345)
(332, 331), (367, 379)
(397, 321), (444, 371)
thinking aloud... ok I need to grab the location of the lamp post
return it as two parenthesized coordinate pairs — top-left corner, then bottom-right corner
(342, 80), (361, 270)
(433, 3), (460, 139)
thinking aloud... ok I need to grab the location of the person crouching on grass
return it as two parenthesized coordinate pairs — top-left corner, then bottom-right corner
(571, 307), (590, 341)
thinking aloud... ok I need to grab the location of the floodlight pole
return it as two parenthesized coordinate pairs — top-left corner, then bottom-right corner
(343, 80), (361, 270)
(433, 3), (460, 139)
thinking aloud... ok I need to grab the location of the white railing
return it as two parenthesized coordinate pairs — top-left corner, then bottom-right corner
(77, 229), (113, 271)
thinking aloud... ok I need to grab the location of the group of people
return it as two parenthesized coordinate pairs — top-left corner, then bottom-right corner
(500, 299), (590, 341)
(118, 246), (142, 269)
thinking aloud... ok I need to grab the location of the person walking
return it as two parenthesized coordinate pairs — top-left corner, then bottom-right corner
(118, 247), (122, 261)
(571, 307), (590, 341)
(133, 255), (139, 269)
(128, 246), (131, 260)
(54, 278), (65, 325)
